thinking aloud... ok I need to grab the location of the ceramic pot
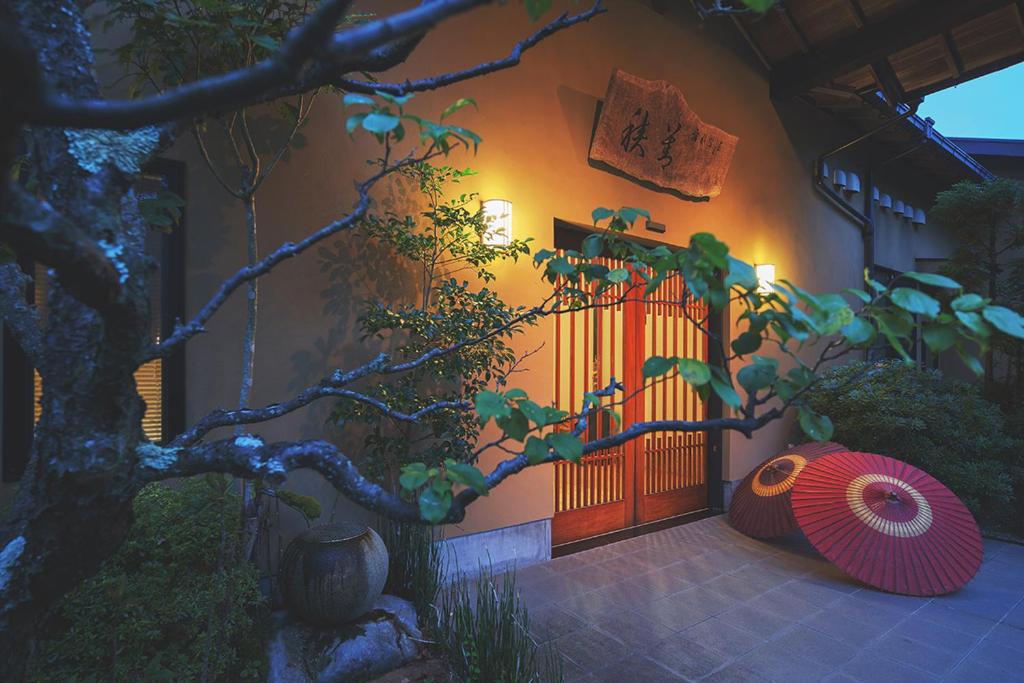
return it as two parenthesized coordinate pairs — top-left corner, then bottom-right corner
(279, 522), (388, 626)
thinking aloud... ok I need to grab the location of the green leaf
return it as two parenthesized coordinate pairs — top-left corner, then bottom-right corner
(374, 90), (414, 106)
(474, 390), (510, 423)
(342, 93), (375, 107)
(525, 436), (550, 465)
(362, 113), (401, 134)
(618, 206), (650, 225)
(445, 461), (489, 495)
(741, 0), (777, 11)
(902, 271), (961, 289)
(841, 317), (875, 346)
(519, 399), (548, 426)
(525, 0), (553, 20)
(725, 257), (758, 290)
(399, 464), (429, 491)
(543, 406), (569, 425)
(710, 376), (742, 409)
(496, 409), (530, 441)
(691, 233), (729, 270)
(737, 363), (775, 393)
(606, 268), (630, 283)
(731, 331), (761, 356)
(642, 355), (675, 379)
(582, 234), (604, 259)
(418, 486), (452, 523)
(922, 322), (956, 352)
(547, 257), (575, 277)
(956, 311), (991, 338)
(959, 350), (985, 376)
(798, 407), (834, 441)
(251, 35), (279, 51)
(591, 207), (615, 223)
(951, 293), (985, 312)
(982, 305), (1024, 339)
(890, 288), (940, 318)
(346, 113), (366, 135)
(546, 432), (583, 463)
(843, 288), (872, 303)
(865, 269), (886, 292)
(504, 388), (528, 400)
(440, 97), (477, 120)
(677, 358), (711, 386)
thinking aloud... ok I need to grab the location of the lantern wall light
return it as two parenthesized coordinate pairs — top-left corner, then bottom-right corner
(755, 263), (776, 295)
(481, 199), (512, 247)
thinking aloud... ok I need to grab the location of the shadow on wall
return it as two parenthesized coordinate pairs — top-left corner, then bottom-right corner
(287, 170), (422, 442)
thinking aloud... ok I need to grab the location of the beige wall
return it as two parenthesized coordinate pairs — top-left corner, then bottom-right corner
(169, 0), (876, 539)
(2, 0), (956, 540)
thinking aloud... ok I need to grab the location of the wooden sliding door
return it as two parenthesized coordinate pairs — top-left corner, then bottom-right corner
(551, 254), (708, 546)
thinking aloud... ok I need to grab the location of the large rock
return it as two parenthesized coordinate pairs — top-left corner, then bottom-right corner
(267, 595), (422, 683)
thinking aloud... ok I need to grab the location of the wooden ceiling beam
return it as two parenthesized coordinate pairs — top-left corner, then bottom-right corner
(904, 48), (1024, 101)
(942, 32), (966, 76)
(769, 0), (1014, 99)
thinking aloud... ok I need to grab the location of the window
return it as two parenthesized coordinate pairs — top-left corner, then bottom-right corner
(1, 159), (186, 482)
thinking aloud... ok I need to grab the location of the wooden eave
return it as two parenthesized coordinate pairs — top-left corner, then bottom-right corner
(733, 0), (1019, 183)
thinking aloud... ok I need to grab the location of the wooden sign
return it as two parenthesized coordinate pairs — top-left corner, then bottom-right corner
(589, 69), (738, 200)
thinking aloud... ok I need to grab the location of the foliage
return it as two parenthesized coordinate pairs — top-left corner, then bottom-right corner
(931, 178), (1024, 396)
(379, 519), (443, 619)
(328, 161), (531, 496)
(272, 488), (322, 525)
(106, 0), (319, 92)
(29, 478), (266, 682)
(436, 566), (561, 683)
(802, 360), (1023, 529)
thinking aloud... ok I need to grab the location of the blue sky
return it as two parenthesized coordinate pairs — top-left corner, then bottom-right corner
(918, 62), (1024, 139)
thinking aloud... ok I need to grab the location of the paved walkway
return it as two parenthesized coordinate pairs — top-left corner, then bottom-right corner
(512, 515), (1024, 682)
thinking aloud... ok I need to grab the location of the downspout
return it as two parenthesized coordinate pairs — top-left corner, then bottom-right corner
(814, 102), (919, 275)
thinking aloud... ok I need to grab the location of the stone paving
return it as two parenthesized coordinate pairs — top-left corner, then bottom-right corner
(511, 515), (1024, 682)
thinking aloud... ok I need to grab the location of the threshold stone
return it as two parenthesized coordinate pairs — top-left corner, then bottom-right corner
(267, 594), (422, 682)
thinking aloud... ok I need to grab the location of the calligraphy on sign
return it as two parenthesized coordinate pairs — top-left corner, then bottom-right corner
(589, 69), (738, 200)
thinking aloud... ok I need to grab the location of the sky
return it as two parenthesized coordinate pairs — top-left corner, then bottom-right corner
(918, 62), (1024, 140)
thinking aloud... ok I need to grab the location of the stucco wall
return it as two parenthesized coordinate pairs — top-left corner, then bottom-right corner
(162, 0), (877, 539)
(0, 0), (956, 542)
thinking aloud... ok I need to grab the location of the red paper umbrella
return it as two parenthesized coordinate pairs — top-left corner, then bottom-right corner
(729, 441), (848, 538)
(792, 452), (982, 596)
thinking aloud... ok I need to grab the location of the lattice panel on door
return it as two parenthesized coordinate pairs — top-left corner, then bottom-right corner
(641, 273), (708, 496)
(553, 255), (627, 513)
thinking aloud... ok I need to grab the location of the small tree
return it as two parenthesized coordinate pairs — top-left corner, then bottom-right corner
(932, 178), (1024, 395)
(328, 161), (532, 489)
(107, 0), (329, 552)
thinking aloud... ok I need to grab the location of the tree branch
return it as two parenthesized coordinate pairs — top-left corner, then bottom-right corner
(142, 437), (424, 522)
(13, 0), (494, 129)
(0, 262), (41, 365)
(337, 1), (607, 96)
(174, 378), (468, 448)
(149, 150), (436, 360)
(1, 184), (123, 312)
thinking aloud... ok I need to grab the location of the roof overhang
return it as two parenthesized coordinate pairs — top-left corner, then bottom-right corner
(736, 0), (1024, 103)
(727, 0), (1020, 184)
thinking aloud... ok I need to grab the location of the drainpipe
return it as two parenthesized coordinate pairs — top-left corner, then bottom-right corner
(814, 103), (919, 275)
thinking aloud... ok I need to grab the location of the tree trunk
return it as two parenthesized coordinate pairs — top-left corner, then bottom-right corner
(0, 2), (153, 676)
(239, 189), (260, 561)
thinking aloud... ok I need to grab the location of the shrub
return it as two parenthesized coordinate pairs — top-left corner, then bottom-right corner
(802, 360), (1022, 530)
(436, 567), (562, 683)
(30, 476), (267, 682)
(379, 518), (443, 619)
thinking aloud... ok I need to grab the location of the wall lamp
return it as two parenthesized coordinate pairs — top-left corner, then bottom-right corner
(481, 198), (512, 247)
(755, 263), (776, 295)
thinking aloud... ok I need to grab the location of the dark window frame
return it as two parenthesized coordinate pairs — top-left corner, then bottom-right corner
(1, 158), (187, 482)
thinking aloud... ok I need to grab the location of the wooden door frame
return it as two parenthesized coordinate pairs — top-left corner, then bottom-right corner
(551, 218), (725, 548)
